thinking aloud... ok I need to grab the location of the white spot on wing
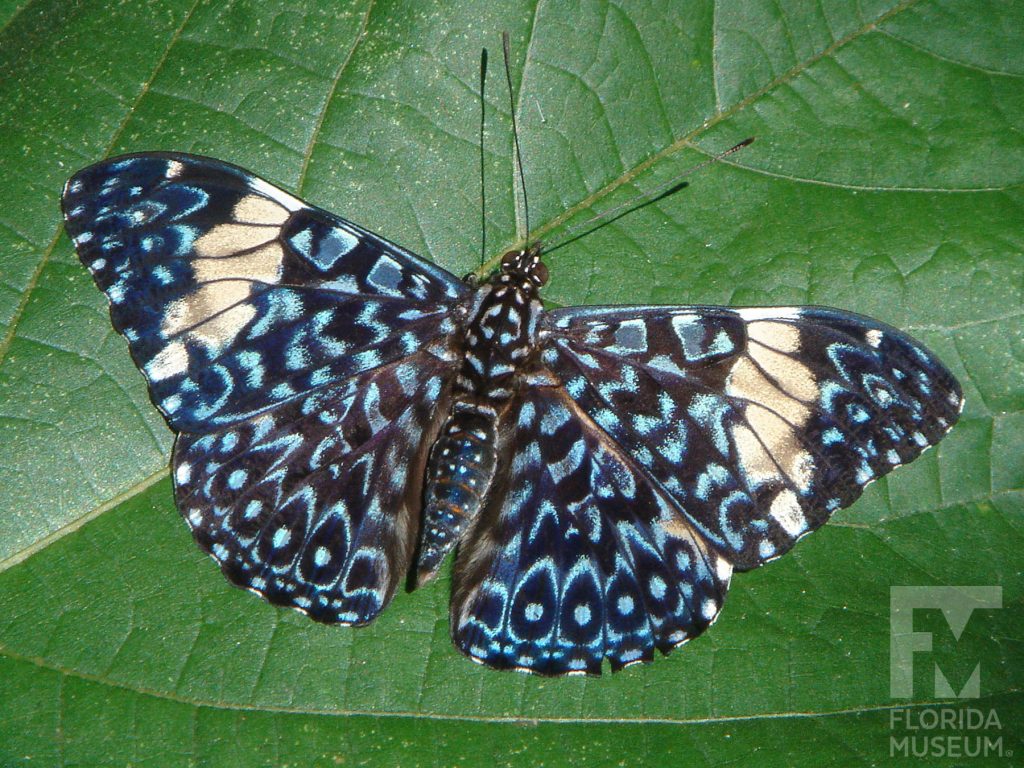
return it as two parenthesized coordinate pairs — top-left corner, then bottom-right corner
(146, 340), (189, 381)
(194, 223), (277, 257)
(701, 598), (718, 620)
(747, 321), (800, 353)
(233, 194), (289, 225)
(745, 343), (817, 404)
(769, 489), (807, 537)
(714, 555), (732, 582)
(727, 346), (817, 492)
(162, 281), (258, 351)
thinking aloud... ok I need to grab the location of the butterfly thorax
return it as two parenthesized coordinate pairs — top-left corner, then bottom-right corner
(455, 245), (548, 399)
(416, 245), (549, 585)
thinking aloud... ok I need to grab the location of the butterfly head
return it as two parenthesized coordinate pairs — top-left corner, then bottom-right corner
(499, 242), (548, 287)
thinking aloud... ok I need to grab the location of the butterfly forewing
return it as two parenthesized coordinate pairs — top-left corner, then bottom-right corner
(540, 305), (963, 570)
(62, 153), (469, 432)
(63, 153), (470, 624)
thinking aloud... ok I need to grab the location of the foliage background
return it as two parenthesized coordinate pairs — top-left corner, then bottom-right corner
(0, 0), (1021, 765)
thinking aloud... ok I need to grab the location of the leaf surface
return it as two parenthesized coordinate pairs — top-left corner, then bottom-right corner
(1, 0), (1021, 764)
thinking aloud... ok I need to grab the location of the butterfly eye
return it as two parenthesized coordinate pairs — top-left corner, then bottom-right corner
(501, 250), (522, 269)
(532, 260), (549, 286)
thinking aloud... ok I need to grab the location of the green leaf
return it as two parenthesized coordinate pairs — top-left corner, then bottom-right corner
(1, 0), (1021, 765)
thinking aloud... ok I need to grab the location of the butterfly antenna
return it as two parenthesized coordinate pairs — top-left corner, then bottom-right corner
(543, 137), (754, 255)
(479, 47), (488, 268)
(502, 31), (530, 244)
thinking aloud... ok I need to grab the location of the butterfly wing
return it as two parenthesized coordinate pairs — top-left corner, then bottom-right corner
(538, 305), (963, 570)
(63, 152), (469, 623)
(451, 387), (733, 675)
(62, 152), (468, 431)
(173, 351), (452, 623)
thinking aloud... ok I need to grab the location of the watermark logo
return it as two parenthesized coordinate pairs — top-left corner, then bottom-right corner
(890, 586), (1001, 698)
(889, 586), (1004, 759)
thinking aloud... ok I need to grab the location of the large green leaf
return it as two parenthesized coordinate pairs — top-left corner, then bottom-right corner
(1, 0), (1021, 764)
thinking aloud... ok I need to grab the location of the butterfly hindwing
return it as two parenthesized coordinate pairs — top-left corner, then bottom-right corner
(62, 152), (469, 432)
(174, 350), (454, 624)
(540, 305), (963, 570)
(451, 387), (732, 675)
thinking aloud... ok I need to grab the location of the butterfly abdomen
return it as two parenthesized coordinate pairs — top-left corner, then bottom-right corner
(417, 403), (498, 584)
(415, 249), (548, 584)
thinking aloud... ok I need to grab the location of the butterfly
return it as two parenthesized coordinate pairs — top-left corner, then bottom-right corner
(62, 151), (962, 676)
